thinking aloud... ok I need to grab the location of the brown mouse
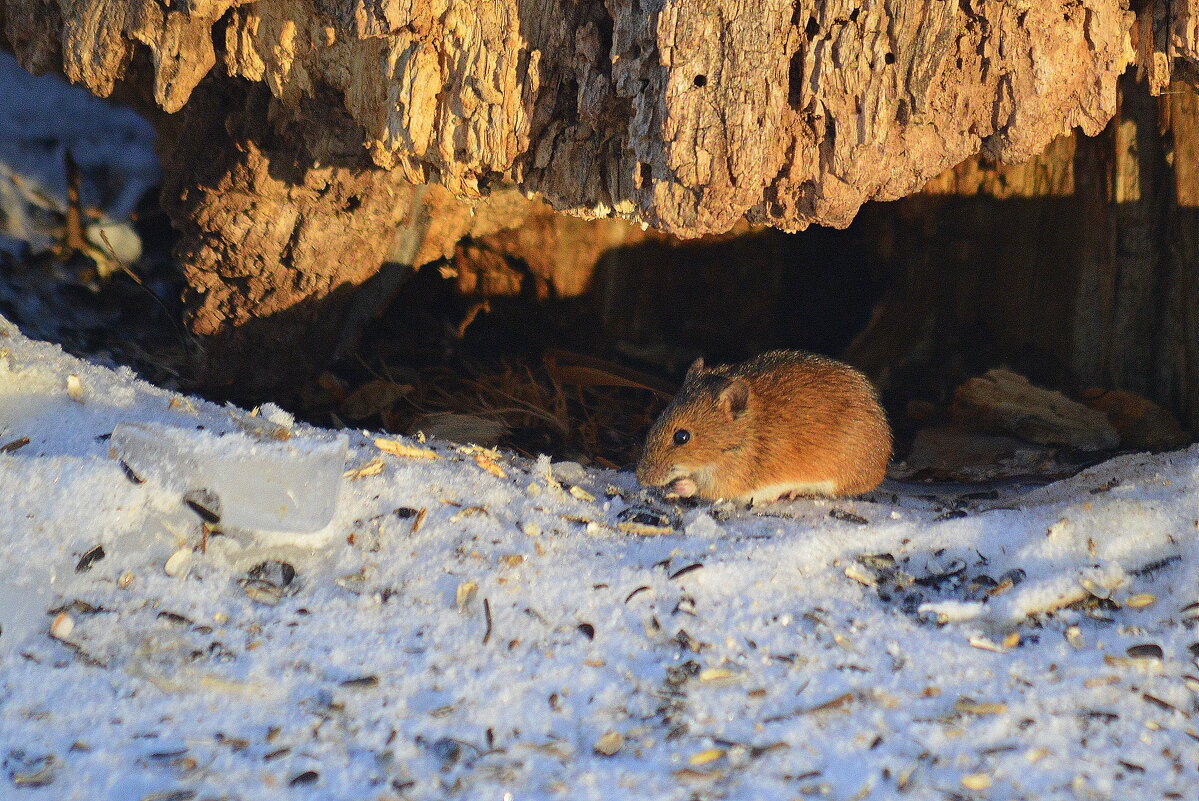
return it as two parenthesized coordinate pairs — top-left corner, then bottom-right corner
(636, 351), (892, 503)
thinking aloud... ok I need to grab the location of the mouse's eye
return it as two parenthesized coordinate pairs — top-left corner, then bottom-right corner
(673, 429), (691, 446)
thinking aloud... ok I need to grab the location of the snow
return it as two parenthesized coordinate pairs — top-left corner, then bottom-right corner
(0, 51), (158, 258)
(2, 315), (1199, 800)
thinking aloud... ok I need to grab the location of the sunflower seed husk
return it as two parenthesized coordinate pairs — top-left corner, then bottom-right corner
(11, 756), (58, 788)
(456, 581), (479, 613)
(344, 457), (386, 479)
(375, 438), (440, 459)
(961, 773), (992, 790)
(689, 748), (725, 765)
(594, 730), (623, 756)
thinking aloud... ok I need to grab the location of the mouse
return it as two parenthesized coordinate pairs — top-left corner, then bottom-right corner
(636, 350), (892, 503)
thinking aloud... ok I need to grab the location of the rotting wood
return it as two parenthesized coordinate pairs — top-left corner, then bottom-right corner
(3, 0), (1185, 236)
(3, 0), (1199, 397)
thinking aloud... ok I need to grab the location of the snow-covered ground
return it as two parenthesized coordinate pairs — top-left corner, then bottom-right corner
(2, 316), (1198, 800)
(0, 51), (158, 260)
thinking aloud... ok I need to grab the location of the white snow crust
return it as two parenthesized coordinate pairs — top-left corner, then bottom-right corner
(1, 316), (1198, 800)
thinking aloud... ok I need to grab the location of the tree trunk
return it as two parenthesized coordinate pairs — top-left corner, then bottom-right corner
(844, 74), (1199, 432)
(3, 0), (1199, 395)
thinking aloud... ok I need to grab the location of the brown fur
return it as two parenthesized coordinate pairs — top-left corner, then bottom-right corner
(636, 351), (892, 502)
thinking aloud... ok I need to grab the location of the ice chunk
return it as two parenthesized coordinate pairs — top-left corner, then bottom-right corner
(110, 423), (347, 532)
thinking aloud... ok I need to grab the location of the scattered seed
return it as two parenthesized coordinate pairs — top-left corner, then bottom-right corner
(430, 738), (461, 765)
(624, 586), (650, 603)
(289, 770), (319, 787)
(1065, 626), (1084, 648)
(829, 509), (869, 525)
(577, 623), (595, 640)
(241, 581), (284, 605)
(1, 436), (29, 453)
(182, 489), (221, 524)
(1142, 692), (1177, 712)
(138, 792), (195, 801)
(450, 506), (489, 522)
(987, 578), (1015, 597)
(1126, 593), (1157, 608)
(340, 675), (380, 688)
(968, 636), (1008, 653)
(961, 773), (992, 790)
(164, 548), (191, 578)
(412, 508), (427, 533)
(804, 692), (855, 714)
(569, 485), (596, 502)
(474, 453), (507, 479)
(50, 612), (75, 641)
(119, 459), (145, 484)
(1131, 555), (1182, 576)
(249, 561), (296, 587)
(1104, 654), (1164, 671)
(673, 767), (720, 782)
(74, 545), (106, 573)
(1002, 632), (1021, 649)
(66, 375), (84, 402)
(699, 667), (739, 683)
(618, 521), (675, 536)
(689, 748), (725, 765)
(594, 730), (624, 756)
(10, 756), (58, 788)
(118, 571), (135, 589)
(344, 457), (386, 479)
(456, 581), (478, 612)
(375, 438), (440, 459)
(1127, 644), (1164, 660)
(844, 563), (877, 586)
(669, 563), (703, 580)
(955, 699), (1007, 716)
(499, 554), (526, 568)
(482, 598), (493, 645)
(168, 396), (197, 414)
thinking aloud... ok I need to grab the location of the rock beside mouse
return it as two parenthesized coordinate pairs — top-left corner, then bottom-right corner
(636, 351), (892, 503)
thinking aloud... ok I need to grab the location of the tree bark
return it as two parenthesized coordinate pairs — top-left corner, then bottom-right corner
(3, 0), (1199, 399)
(844, 74), (1199, 432)
(4, 0), (1175, 234)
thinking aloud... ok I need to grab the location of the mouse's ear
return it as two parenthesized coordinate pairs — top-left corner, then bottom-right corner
(685, 357), (706, 379)
(718, 378), (749, 420)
